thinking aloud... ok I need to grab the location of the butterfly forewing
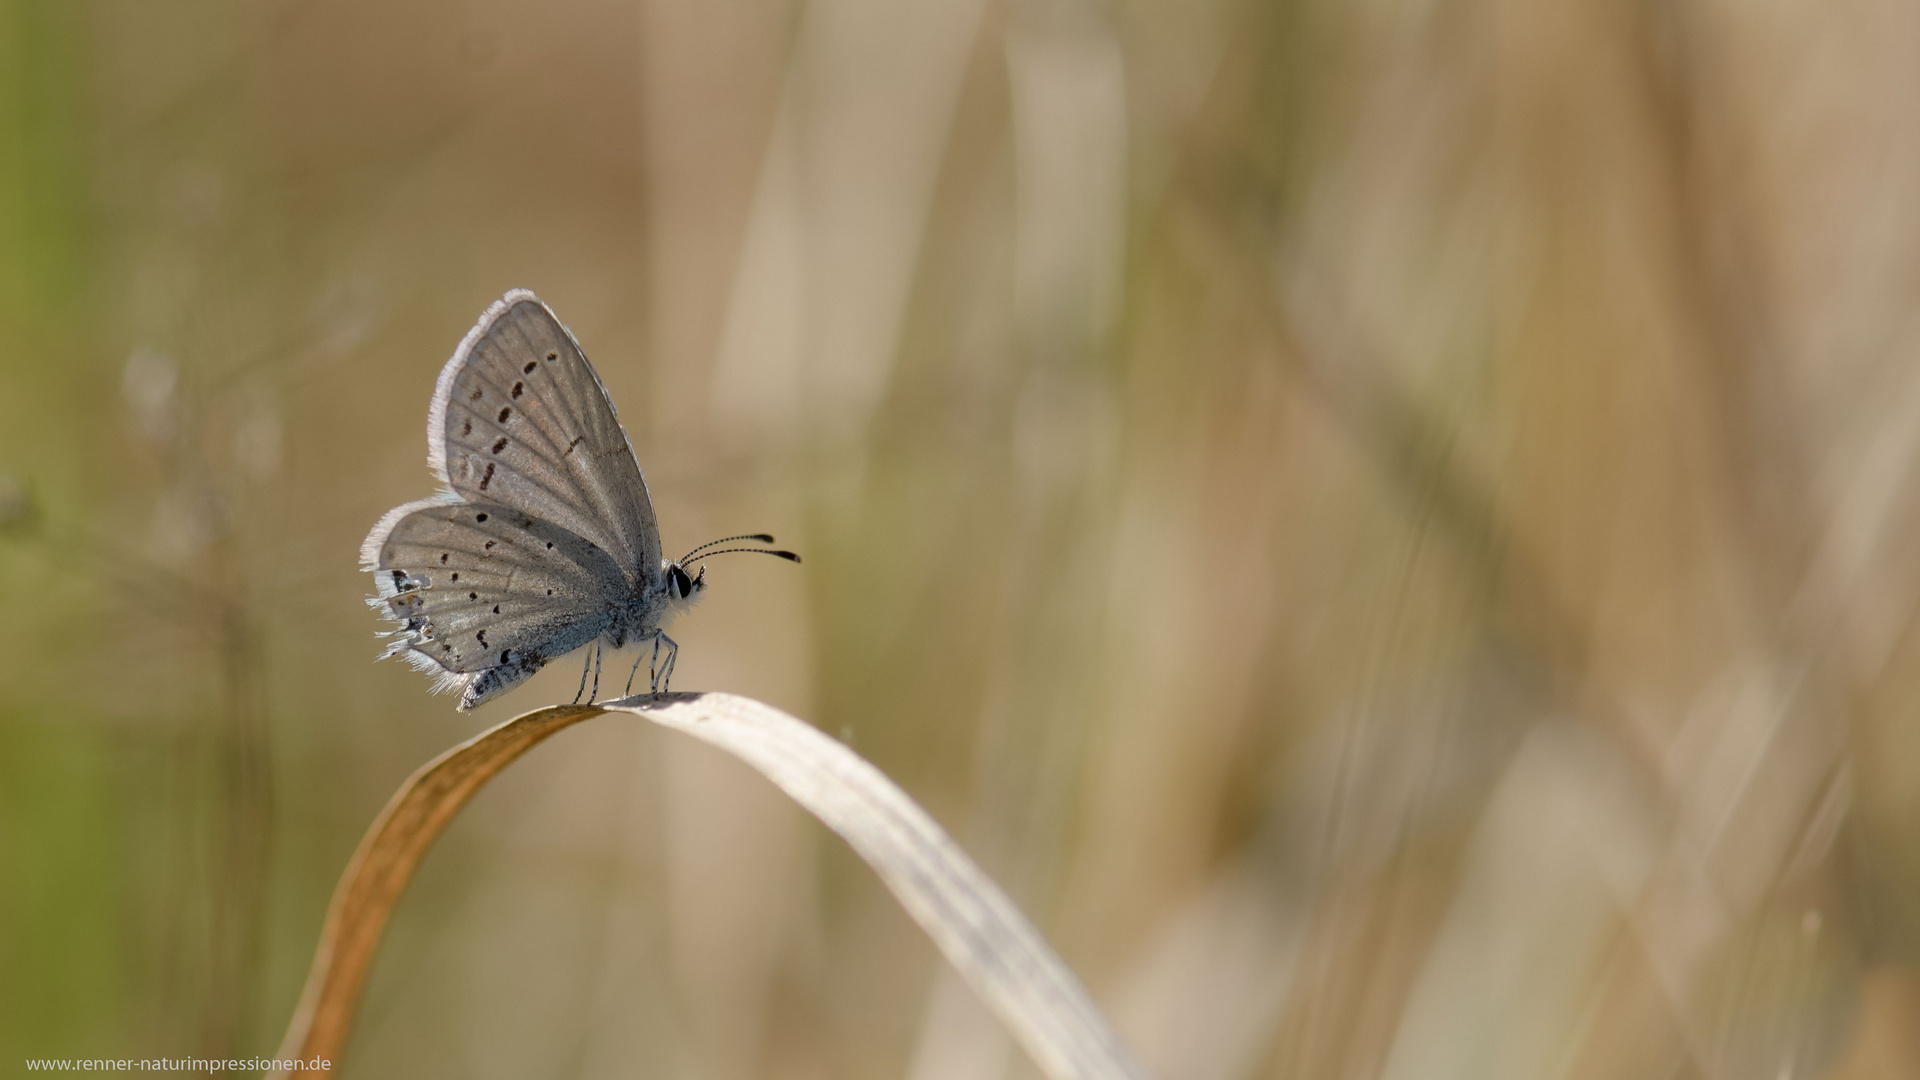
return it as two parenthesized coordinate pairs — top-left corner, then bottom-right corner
(363, 498), (625, 708)
(431, 291), (662, 582)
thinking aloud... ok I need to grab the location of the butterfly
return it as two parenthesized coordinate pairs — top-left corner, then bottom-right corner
(360, 289), (798, 711)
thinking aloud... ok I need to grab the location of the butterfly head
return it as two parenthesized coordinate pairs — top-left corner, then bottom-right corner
(665, 561), (707, 607)
(667, 534), (802, 614)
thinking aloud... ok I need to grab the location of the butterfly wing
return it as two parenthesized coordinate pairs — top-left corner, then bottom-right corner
(361, 497), (627, 710)
(427, 290), (662, 584)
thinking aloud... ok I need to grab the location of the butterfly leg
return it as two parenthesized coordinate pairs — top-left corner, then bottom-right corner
(623, 646), (647, 697)
(572, 647), (592, 704)
(640, 631), (663, 694)
(650, 632), (679, 694)
(587, 639), (603, 704)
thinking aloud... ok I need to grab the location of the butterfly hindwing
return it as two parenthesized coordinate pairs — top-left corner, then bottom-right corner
(428, 291), (662, 584)
(361, 497), (626, 709)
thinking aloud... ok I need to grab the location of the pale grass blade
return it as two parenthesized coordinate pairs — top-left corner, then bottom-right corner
(272, 692), (1150, 1080)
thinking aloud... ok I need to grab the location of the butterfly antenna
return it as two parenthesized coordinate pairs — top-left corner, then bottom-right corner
(689, 547), (802, 565)
(679, 533), (777, 563)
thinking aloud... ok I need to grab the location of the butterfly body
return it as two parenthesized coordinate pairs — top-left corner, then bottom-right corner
(362, 290), (739, 712)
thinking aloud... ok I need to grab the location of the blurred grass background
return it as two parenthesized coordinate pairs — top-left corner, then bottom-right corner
(5, 0), (1920, 1077)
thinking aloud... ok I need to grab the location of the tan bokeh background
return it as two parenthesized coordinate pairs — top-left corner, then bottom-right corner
(6, 0), (1920, 1077)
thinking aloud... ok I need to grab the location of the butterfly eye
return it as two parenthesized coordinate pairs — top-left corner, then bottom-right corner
(670, 565), (693, 599)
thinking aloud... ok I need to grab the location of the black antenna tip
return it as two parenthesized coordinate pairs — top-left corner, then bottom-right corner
(750, 533), (776, 544)
(771, 550), (801, 563)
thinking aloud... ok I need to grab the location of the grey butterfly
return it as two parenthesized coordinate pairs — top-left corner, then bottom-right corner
(361, 289), (798, 711)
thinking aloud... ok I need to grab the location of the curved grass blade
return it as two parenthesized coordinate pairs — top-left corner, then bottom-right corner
(271, 692), (1151, 1080)
(270, 703), (604, 1074)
